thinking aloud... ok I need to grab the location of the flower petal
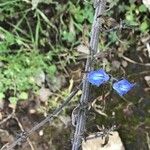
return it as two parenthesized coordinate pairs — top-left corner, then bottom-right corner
(87, 69), (110, 86)
(113, 79), (134, 96)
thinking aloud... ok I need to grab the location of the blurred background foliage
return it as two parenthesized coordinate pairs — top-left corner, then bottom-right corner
(0, 0), (150, 149)
(0, 0), (149, 104)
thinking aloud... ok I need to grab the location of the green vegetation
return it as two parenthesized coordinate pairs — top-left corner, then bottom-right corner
(0, 0), (149, 105)
(0, 0), (94, 104)
(0, 0), (150, 149)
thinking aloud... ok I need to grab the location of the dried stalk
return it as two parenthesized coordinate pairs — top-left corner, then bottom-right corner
(72, 1), (107, 150)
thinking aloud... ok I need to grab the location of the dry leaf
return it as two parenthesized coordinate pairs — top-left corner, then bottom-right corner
(76, 44), (89, 55)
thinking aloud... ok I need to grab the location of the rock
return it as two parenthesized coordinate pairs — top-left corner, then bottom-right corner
(39, 130), (44, 136)
(35, 70), (45, 87)
(46, 74), (66, 92)
(82, 131), (125, 150)
(144, 76), (150, 87)
(112, 60), (121, 70)
(121, 60), (128, 68)
(29, 108), (36, 114)
(39, 87), (52, 102)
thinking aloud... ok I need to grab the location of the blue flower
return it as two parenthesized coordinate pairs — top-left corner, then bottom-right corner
(87, 69), (110, 86)
(113, 79), (134, 96)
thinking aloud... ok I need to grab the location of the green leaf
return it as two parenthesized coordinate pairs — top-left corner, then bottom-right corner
(32, 0), (52, 9)
(62, 31), (75, 43)
(0, 93), (5, 99)
(18, 92), (28, 100)
(139, 5), (147, 12)
(48, 65), (57, 75)
(140, 21), (149, 32)
(9, 97), (18, 104)
(0, 43), (7, 51)
(108, 31), (118, 43)
(126, 13), (135, 22)
(32, 0), (41, 9)
(125, 13), (138, 26)
(6, 32), (15, 45)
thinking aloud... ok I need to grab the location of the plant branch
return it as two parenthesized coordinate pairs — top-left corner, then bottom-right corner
(72, 1), (107, 150)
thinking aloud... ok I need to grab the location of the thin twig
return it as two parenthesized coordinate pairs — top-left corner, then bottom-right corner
(2, 82), (82, 150)
(121, 54), (150, 66)
(0, 112), (15, 126)
(72, 1), (107, 150)
(14, 116), (35, 150)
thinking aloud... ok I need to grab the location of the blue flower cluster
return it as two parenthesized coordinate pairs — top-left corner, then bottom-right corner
(87, 69), (135, 96)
